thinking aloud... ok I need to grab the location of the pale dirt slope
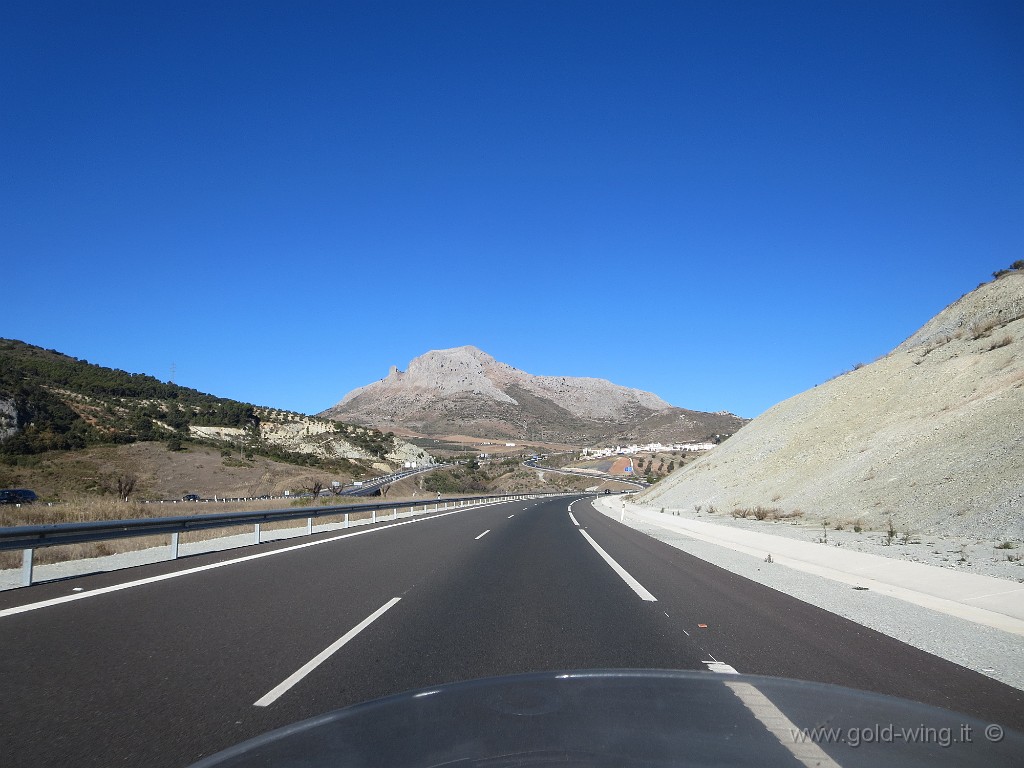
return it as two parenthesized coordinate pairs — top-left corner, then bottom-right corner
(640, 272), (1024, 540)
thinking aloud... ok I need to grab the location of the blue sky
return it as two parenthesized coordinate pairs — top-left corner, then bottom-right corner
(3, 1), (1022, 420)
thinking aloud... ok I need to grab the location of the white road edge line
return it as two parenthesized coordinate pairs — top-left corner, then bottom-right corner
(476, 530), (490, 540)
(726, 681), (843, 767)
(0, 502), (507, 619)
(568, 512), (579, 527)
(578, 529), (657, 601)
(254, 597), (401, 707)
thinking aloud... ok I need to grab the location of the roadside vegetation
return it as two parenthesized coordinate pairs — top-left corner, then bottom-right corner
(422, 457), (525, 495)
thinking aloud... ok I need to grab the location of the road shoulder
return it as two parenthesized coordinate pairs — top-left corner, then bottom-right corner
(593, 496), (1024, 692)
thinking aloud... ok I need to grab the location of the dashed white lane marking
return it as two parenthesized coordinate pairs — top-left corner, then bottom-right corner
(568, 512), (579, 526)
(508, 515), (515, 518)
(578, 529), (657, 602)
(704, 661), (739, 674)
(254, 597), (401, 707)
(475, 530), (490, 540)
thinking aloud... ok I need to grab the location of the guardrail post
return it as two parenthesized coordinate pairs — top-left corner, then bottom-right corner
(307, 518), (313, 535)
(254, 523), (261, 544)
(21, 548), (33, 587)
(170, 532), (180, 560)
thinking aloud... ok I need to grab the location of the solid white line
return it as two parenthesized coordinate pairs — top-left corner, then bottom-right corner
(568, 512), (579, 526)
(0, 502), (504, 619)
(578, 529), (657, 601)
(254, 597), (401, 707)
(726, 681), (842, 767)
(476, 530), (490, 540)
(962, 586), (1024, 601)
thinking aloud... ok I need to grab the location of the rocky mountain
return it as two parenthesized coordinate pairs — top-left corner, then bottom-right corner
(319, 346), (747, 445)
(640, 270), (1024, 539)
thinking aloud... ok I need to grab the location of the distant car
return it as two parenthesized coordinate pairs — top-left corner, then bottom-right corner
(182, 494), (200, 502)
(0, 489), (37, 504)
(603, 489), (612, 494)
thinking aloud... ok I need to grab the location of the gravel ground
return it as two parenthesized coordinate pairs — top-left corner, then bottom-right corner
(650, 505), (1024, 582)
(594, 498), (1024, 693)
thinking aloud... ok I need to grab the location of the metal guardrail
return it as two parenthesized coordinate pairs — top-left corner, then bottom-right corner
(1, 492), (569, 587)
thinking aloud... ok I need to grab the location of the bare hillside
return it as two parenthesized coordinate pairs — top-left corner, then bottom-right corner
(641, 272), (1024, 540)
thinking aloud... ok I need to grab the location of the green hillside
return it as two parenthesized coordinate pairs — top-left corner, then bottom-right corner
(0, 338), (393, 468)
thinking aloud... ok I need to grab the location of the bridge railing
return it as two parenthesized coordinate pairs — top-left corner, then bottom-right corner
(0, 492), (572, 587)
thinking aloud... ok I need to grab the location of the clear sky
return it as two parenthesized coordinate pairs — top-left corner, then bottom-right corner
(3, 1), (1022, 419)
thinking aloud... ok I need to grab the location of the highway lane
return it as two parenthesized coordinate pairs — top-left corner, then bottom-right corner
(0, 495), (1021, 767)
(568, 501), (1024, 729)
(0, 498), (539, 767)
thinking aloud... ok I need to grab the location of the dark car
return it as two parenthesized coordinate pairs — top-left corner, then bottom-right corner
(0, 489), (38, 504)
(182, 494), (200, 502)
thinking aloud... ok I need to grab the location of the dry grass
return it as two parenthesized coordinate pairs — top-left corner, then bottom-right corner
(0, 493), (468, 570)
(969, 316), (1000, 340)
(988, 334), (1013, 351)
(731, 506), (803, 521)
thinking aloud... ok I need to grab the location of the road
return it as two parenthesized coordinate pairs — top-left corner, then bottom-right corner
(0, 496), (1020, 766)
(523, 459), (647, 489)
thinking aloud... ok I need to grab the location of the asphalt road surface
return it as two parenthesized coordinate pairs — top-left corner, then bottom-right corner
(1, 495), (1020, 767)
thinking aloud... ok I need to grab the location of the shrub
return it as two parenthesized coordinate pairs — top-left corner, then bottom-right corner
(423, 471), (460, 494)
(969, 317), (1000, 339)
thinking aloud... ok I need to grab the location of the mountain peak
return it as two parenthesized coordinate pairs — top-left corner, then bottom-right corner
(320, 348), (747, 445)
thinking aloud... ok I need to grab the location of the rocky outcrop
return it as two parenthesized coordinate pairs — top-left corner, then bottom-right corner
(190, 414), (432, 468)
(0, 397), (18, 441)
